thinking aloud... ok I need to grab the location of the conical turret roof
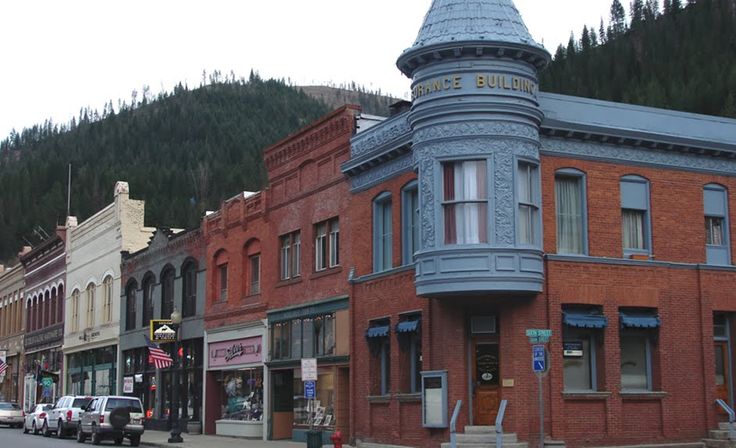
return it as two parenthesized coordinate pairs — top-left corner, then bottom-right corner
(397, 0), (549, 77)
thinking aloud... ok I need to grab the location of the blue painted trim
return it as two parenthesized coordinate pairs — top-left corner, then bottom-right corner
(397, 319), (420, 333)
(563, 311), (607, 329)
(620, 175), (652, 257)
(366, 325), (390, 338)
(401, 181), (420, 266)
(619, 312), (661, 329)
(373, 192), (393, 273)
(349, 152), (414, 193)
(514, 157), (542, 248)
(546, 253), (736, 271)
(704, 184), (731, 266)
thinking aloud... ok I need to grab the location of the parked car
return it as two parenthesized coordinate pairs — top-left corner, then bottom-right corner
(77, 396), (144, 446)
(44, 395), (92, 438)
(23, 403), (52, 435)
(0, 401), (23, 428)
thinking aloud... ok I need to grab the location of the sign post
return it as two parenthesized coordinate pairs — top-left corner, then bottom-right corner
(301, 358), (318, 430)
(526, 329), (551, 448)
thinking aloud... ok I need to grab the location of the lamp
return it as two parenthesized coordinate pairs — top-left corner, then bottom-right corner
(168, 308), (183, 443)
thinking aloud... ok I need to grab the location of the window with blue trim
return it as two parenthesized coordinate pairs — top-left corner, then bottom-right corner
(620, 175), (651, 256)
(367, 319), (391, 395)
(373, 193), (393, 272)
(704, 184), (730, 265)
(555, 170), (587, 255)
(562, 306), (606, 391)
(518, 162), (540, 245)
(619, 308), (660, 391)
(401, 181), (420, 265)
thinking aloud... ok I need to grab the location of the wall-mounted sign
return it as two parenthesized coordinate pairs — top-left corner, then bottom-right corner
(421, 370), (448, 428)
(532, 344), (546, 373)
(526, 328), (552, 344)
(563, 341), (584, 357)
(304, 380), (316, 399)
(123, 377), (134, 393)
(150, 320), (178, 342)
(301, 358), (317, 382)
(208, 336), (262, 368)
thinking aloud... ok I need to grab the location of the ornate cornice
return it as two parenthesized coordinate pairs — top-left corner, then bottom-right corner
(350, 112), (411, 159)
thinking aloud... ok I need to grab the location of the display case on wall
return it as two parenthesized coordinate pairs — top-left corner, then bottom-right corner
(421, 370), (448, 428)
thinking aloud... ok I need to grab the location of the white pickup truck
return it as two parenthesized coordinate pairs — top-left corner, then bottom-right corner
(43, 395), (93, 438)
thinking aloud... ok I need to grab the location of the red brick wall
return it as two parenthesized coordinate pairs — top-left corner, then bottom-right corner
(348, 153), (736, 447)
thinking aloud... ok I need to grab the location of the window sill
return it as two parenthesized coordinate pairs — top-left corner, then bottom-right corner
(562, 391), (611, 401)
(275, 277), (302, 288)
(620, 390), (667, 400)
(395, 393), (421, 403)
(311, 266), (342, 280)
(367, 395), (391, 404)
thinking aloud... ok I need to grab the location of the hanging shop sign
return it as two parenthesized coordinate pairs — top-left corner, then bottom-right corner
(150, 320), (178, 342)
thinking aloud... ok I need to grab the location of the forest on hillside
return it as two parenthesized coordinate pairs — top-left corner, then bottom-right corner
(540, 0), (736, 117)
(0, 73), (330, 261)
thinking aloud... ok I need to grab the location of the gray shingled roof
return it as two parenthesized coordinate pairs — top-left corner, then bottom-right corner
(407, 0), (544, 51)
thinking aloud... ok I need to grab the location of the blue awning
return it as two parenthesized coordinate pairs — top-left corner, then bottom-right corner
(396, 320), (420, 333)
(366, 325), (389, 338)
(620, 312), (660, 329)
(563, 311), (608, 329)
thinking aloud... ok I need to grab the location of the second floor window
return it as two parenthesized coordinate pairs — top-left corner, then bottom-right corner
(250, 254), (261, 295)
(518, 162), (540, 245)
(373, 193), (393, 272)
(85, 284), (95, 328)
(218, 264), (228, 301)
(620, 175), (651, 255)
(142, 276), (154, 327)
(102, 276), (113, 324)
(442, 160), (488, 244)
(182, 261), (197, 318)
(704, 184), (730, 265)
(315, 218), (339, 271)
(71, 290), (80, 332)
(161, 268), (175, 319)
(555, 171), (586, 255)
(125, 282), (137, 331)
(280, 231), (301, 280)
(402, 181), (420, 264)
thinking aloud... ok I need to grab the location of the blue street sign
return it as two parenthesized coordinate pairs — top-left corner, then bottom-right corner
(304, 380), (316, 399)
(532, 344), (546, 373)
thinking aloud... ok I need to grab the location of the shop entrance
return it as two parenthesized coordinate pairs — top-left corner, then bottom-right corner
(271, 370), (294, 440)
(472, 338), (500, 425)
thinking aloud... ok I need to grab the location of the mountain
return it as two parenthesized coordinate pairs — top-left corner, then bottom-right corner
(540, 0), (736, 118)
(299, 85), (400, 117)
(0, 74), (331, 262)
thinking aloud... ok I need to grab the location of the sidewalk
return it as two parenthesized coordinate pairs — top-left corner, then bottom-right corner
(140, 430), (351, 448)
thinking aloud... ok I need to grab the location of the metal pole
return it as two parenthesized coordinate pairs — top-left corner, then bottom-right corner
(538, 373), (544, 448)
(168, 337), (183, 443)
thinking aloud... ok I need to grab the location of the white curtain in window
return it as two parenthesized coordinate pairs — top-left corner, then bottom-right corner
(622, 209), (645, 249)
(454, 161), (486, 244)
(706, 217), (724, 246)
(556, 177), (583, 254)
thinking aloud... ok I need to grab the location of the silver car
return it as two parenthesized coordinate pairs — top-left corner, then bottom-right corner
(44, 395), (92, 438)
(77, 396), (144, 446)
(23, 403), (52, 435)
(0, 401), (23, 428)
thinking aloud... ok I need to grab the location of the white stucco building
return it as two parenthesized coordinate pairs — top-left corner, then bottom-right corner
(62, 181), (153, 396)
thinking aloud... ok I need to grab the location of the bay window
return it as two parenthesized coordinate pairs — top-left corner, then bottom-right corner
(518, 162), (540, 245)
(442, 160), (488, 244)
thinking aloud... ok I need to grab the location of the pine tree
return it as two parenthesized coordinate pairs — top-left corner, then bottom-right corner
(566, 32), (577, 58)
(599, 18), (607, 44)
(663, 0), (672, 14)
(581, 26), (592, 51)
(631, 0), (645, 26)
(590, 28), (599, 47)
(610, 0), (627, 36)
(643, 0), (659, 21)
(671, 0), (682, 12)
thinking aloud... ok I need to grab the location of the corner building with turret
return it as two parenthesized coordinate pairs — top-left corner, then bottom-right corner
(342, 1), (736, 447)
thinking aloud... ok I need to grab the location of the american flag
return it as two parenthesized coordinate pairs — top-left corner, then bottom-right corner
(145, 337), (173, 369)
(0, 358), (7, 376)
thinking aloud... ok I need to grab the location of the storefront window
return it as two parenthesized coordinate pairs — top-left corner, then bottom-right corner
(219, 369), (263, 421)
(292, 369), (335, 428)
(271, 313), (336, 360)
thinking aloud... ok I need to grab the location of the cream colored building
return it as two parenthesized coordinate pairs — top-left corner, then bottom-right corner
(0, 262), (25, 405)
(62, 182), (153, 396)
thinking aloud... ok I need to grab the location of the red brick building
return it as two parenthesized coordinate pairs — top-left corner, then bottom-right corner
(202, 106), (359, 442)
(339, 1), (736, 447)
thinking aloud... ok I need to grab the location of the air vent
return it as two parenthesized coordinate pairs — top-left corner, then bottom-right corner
(470, 315), (496, 334)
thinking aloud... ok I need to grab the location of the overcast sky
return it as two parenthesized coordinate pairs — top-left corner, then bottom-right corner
(0, 0), (624, 139)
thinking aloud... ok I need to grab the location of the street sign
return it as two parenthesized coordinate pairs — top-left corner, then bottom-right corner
(301, 358), (317, 381)
(304, 380), (316, 399)
(532, 344), (546, 373)
(526, 328), (552, 344)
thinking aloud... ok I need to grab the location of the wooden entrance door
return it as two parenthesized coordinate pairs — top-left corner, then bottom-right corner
(715, 341), (731, 407)
(473, 341), (500, 425)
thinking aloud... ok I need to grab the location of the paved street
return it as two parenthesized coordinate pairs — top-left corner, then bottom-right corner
(0, 426), (348, 448)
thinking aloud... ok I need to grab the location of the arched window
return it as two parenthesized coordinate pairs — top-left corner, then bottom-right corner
(26, 298), (32, 333)
(57, 285), (64, 323)
(44, 290), (51, 328)
(142, 274), (155, 328)
(161, 267), (175, 319)
(85, 283), (96, 328)
(102, 276), (113, 323)
(71, 289), (80, 332)
(125, 281), (138, 331)
(182, 260), (197, 318)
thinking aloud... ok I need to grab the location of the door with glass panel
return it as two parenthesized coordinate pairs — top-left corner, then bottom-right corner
(472, 341), (499, 425)
(715, 341), (730, 407)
